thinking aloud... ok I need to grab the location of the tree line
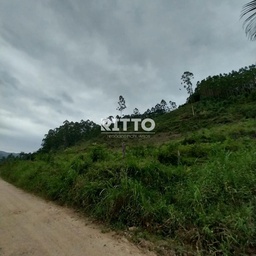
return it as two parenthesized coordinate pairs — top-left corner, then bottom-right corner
(188, 64), (256, 103)
(40, 119), (100, 153)
(115, 95), (177, 119)
(39, 97), (177, 153)
(132, 99), (177, 118)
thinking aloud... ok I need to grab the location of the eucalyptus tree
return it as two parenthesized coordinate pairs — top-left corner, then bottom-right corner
(133, 107), (140, 116)
(160, 99), (169, 112)
(116, 95), (126, 117)
(181, 71), (195, 116)
(169, 100), (177, 110)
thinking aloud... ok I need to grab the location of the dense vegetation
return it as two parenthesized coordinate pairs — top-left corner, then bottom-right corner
(1, 64), (256, 255)
(40, 119), (100, 153)
(191, 64), (256, 102)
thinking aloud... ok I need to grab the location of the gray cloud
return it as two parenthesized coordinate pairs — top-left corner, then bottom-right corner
(0, 0), (255, 152)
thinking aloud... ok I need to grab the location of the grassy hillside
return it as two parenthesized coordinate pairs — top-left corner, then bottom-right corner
(1, 98), (256, 255)
(1, 66), (256, 255)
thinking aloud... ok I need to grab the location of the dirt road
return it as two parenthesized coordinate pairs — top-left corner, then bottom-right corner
(0, 179), (155, 256)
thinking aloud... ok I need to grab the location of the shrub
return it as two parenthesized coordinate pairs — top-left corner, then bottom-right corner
(157, 144), (179, 165)
(89, 145), (108, 162)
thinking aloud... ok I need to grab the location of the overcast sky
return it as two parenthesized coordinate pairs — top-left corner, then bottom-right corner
(0, 0), (255, 153)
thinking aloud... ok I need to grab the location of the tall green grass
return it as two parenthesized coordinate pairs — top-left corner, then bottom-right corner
(1, 134), (256, 255)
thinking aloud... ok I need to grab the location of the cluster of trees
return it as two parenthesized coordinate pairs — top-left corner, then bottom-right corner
(39, 96), (177, 153)
(128, 100), (177, 118)
(115, 95), (177, 118)
(0, 152), (37, 162)
(189, 65), (256, 102)
(40, 119), (100, 152)
(136, 99), (177, 117)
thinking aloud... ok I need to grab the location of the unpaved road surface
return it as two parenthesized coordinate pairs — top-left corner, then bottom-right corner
(0, 179), (155, 256)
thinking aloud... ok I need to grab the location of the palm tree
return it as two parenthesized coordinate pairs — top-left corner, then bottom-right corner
(241, 0), (256, 40)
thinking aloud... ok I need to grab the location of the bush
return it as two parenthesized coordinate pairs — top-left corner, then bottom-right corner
(89, 145), (108, 162)
(70, 154), (92, 174)
(157, 144), (179, 165)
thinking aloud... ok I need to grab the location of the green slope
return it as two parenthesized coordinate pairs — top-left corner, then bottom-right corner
(1, 65), (256, 255)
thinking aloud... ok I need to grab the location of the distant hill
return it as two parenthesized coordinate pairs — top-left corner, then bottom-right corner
(0, 151), (19, 159)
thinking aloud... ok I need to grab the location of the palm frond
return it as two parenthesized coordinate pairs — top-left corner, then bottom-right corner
(241, 0), (256, 40)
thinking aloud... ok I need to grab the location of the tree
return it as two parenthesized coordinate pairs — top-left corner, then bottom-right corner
(160, 99), (169, 112)
(116, 95), (126, 117)
(154, 103), (163, 114)
(241, 0), (256, 40)
(181, 71), (195, 116)
(169, 100), (177, 110)
(133, 107), (140, 116)
(143, 108), (151, 117)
